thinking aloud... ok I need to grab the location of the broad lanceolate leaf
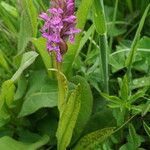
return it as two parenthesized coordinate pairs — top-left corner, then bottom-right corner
(73, 128), (114, 150)
(63, 0), (94, 74)
(17, 0), (37, 55)
(70, 76), (93, 144)
(125, 4), (150, 67)
(93, 0), (107, 34)
(19, 71), (58, 117)
(0, 135), (49, 150)
(56, 85), (81, 150)
(11, 51), (38, 82)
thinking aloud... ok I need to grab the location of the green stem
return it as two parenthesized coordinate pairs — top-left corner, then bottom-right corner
(126, 0), (133, 14)
(113, 114), (137, 133)
(109, 0), (119, 50)
(99, 33), (109, 93)
(53, 58), (67, 117)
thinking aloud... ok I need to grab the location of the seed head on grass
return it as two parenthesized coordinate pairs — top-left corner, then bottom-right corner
(39, 0), (81, 62)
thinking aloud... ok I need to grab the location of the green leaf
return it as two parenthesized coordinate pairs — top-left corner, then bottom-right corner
(0, 50), (10, 73)
(73, 128), (114, 150)
(17, 0), (37, 55)
(129, 88), (146, 104)
(101, 93), (123, 105)
(19, 71), (58, 117)
(143, 121), (150, 138)
(0, 80), (16, 107)
(32, 38), (52, 77)
(0, 135), (49, 150)
(93, 0), (107, 34)
(0, 109), (10, 128)
(0, 1), (18, 18)
(14, 76), (28, 101)
(125, 4), (150, 67)
(11, 51), (38, 82)
(37, 115), (58, 145)
(142, 99), (150, 116)
(49, 68), (68, 115)
(120, 75), (129, 101)
(75, 24), (95, 60)
(0, 80), (15, 109)
(63, 0), (94, 74)
(127, 124), (143, 149)
(131, 76), (150, 89)
(56, 85), (81, 150)
(70, 76), (93, 144)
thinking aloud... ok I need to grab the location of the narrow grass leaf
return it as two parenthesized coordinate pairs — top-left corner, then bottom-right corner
(93, 0), (107, 34)
(143, 121), (150, 138)
(0, 50), (10, 73)
(125, 4), (150, 67)
(75, 24), (95, 60)
(0, 1), (18, 18)
(142, 100), (150, 116)
(32, 37), (52, 77)
(17, 0), (37, 55)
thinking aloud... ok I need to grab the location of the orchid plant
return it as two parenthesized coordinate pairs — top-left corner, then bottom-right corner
(0, 0), (150, 150)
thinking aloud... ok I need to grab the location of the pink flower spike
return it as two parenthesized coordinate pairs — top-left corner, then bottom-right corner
(39, 13), (49, 21)
(39, 0), (81, 62)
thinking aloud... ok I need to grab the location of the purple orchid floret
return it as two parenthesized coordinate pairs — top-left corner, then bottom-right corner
(39, 0), (81, 62)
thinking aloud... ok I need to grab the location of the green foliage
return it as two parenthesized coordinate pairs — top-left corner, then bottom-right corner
(17, 0), (37, 55)
(56, 85), (81, 150)
(32, 38), (52, 76)
(73, 128), (114, 150)
(93, 0), (107, 34)
(11, 51), (38, 82)
(63, 0), (94, 74)
(70, 76), (93, 144)
(120, 124), (144, 150)
(19, 71), (58, 117)
(125, 4), (150, 67)
(0, 0), (150, 149)
(0, 50), (10, 73)
(0, 135), (49, 150)
(143, 121), (150, 138)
